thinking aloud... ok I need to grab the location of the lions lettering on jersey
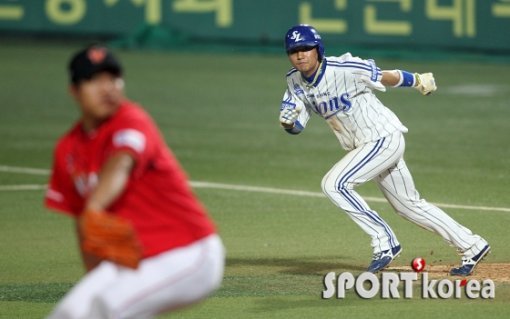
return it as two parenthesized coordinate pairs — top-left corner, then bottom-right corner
(293, 83), (351, 118)
(310, 92), (352, 118)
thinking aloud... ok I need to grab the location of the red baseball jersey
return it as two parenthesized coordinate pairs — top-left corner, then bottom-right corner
(45, 100), (216, 257)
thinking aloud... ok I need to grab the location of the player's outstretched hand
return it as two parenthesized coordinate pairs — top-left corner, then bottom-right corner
(279, 104), (303, 128)
(79, 210), (142, 269)
(414, 73), (437, 95)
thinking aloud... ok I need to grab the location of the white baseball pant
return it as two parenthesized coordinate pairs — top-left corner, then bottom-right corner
(47, 234), (225, 319)
(321, 131), (486, 256)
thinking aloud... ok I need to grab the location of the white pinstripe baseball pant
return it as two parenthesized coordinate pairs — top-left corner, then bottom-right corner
(321, 131), (486, 255)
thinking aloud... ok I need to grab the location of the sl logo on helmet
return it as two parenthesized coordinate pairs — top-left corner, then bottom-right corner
(290, 31), (303, 42)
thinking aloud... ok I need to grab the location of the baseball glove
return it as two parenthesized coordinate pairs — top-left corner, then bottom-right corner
(79, 210), (142, 269)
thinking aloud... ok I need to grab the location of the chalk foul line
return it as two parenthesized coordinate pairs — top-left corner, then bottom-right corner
(1, 165), (509, 213)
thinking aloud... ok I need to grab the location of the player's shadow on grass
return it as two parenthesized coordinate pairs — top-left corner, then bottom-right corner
(226, 256), (365, 276)
(223, 257), (367, 314)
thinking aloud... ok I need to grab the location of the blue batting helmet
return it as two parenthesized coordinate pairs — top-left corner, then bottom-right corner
(284, 24), (325, 60)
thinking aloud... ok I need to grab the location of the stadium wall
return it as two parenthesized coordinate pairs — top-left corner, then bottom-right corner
(1, 0), (509, 53)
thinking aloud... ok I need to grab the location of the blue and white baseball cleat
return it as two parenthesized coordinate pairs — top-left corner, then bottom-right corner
(450, 244), (490, 276)
(367, 245), (402, 273)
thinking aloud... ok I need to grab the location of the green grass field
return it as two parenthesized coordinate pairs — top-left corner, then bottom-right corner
(1, 42), (509, 318)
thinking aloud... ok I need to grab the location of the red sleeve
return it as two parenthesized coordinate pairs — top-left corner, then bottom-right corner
(44, 142), (81, 216)
(106, 110), (157, 178)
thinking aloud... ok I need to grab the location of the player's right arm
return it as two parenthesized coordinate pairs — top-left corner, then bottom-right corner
(78, 151), (136, 271)
(279, 86), (310, 135)
(83, 151), (135, 213)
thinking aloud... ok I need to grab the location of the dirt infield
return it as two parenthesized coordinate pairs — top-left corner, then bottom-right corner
(387, 263), (510, 283)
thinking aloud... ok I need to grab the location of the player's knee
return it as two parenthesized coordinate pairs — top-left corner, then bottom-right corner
(321, 175), (353, 209)
(321, 173), (349, 195)
(321, 173), (336, 196)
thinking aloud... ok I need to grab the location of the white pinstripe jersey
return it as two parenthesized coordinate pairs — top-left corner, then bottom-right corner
(282, 53), (408, 151)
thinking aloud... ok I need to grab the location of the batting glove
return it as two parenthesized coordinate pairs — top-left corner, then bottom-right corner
(414, 73), (437, 95)
(279, 104), (303, 127)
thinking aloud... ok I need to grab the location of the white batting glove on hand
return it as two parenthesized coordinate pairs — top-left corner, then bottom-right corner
(414, 73), (437, 95)
(279, 104), (303, 127)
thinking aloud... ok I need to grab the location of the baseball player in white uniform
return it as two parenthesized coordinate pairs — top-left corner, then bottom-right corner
(280, 25), (490, 275)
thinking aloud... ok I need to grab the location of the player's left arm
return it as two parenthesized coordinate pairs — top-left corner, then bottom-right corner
(382, 70), (437, 95)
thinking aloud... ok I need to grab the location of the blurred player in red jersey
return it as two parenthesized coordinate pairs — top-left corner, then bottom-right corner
(44, 45), (225, 319)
